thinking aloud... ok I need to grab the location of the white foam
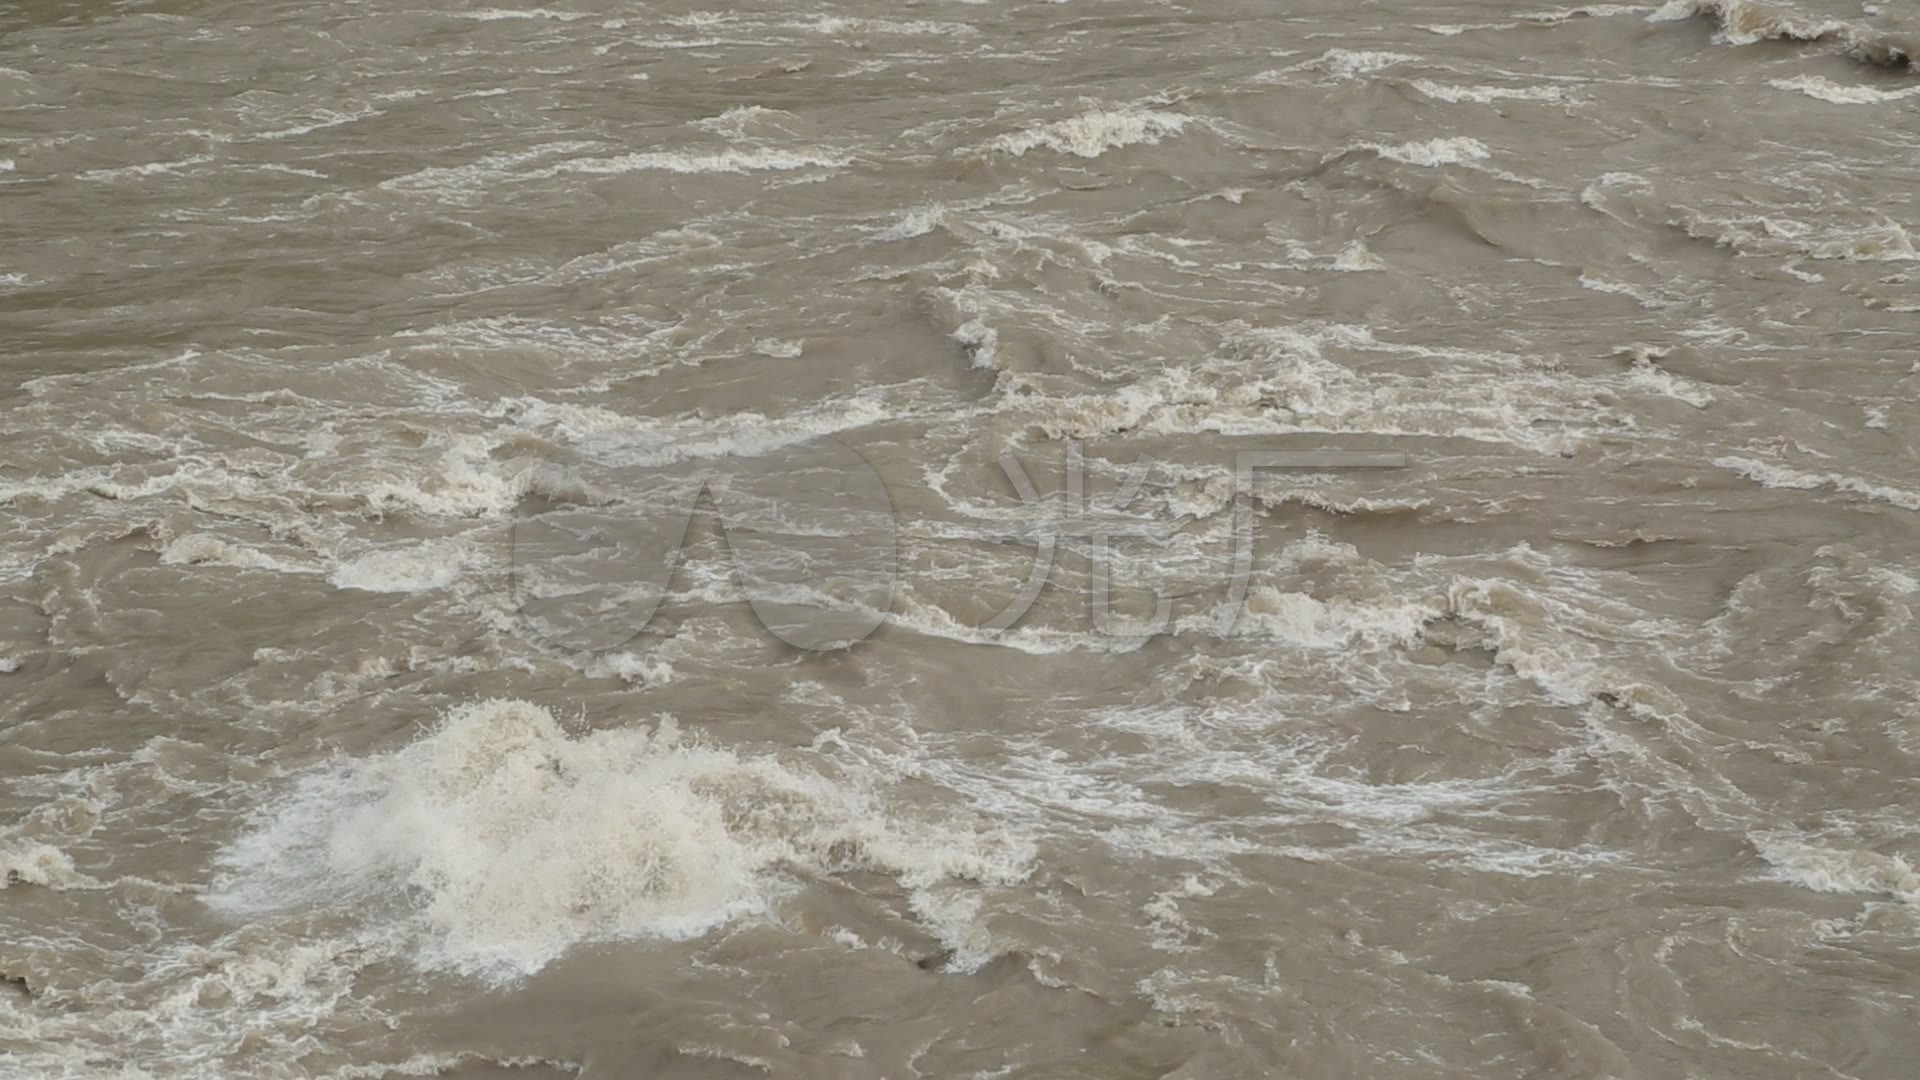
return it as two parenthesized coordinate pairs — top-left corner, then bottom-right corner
(1801, 221), (1915, 261)
(1143, 876), (1216, 949)
(210, 699), (1031, 982)
(1770, 73), (1920, 103)
(377, 141), (599, 199)
(1650, 0), (1830, 41)
(0, 922), (380, 1078)
(1624, 356), (1714, 407)
(1411, 79), (1569, 104)
(536, 147), (850, 176)
(160, 534), (316, 576)
(781, 15), (979, 37)
(1579, 273), (1659, 305)
(328, 540), (476, 593)
(330, 1055), (585, 1079)
(360, 434), (533, 518)
(1422, 22), (1520, 34)
(1310, 49), (1419, 78)
(252, 105), (382, 141)
(1361, 136), (1491, 166)
(576, 651), (675, 684)
(1331, 240), (1388, 271)
(1648, 0), (1705, 22)
(1651, 0), (1913, 66)
(76, 155), (213, 182)
(1, 841), (97, 890)
(1682, 211), (1918, 262)
(1526, 4), (1652, 18)
(1715, 455), (1920, 509)
(502, 391), (897, 467)
(875, 204), (946, 241)
(1003, 322), (1614, 454)
(1751, 833), (1920, 903)
(989, 108), (1193, 159)
(689, 105), (799, 138)
(1199, 585), (1439, 649)
(1438, 549), (1691, 718)
(750, 338), (803, 359)
(885, 593), (1156, 656)
(448, 7), (589, 20)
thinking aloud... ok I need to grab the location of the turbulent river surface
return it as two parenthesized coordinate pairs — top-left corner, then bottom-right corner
(2, 0), (1919, 1077)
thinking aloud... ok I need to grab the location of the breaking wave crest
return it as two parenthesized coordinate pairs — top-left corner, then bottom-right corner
(1650, 0), (1917, 68)
(211, 699), (1033, 982)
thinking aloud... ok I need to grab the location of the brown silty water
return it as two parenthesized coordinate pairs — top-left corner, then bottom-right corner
(2, 0), (1919, 1077)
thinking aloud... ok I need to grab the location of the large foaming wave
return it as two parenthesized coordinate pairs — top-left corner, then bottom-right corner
(209, 699), (1032, 983)
(1651, 0), (1916, 68)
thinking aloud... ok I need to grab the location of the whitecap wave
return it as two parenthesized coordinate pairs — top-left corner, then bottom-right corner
(210, 699), (1032, 982)
(989, 108), (1194, 159)
(1650, 0), (1916, 67)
